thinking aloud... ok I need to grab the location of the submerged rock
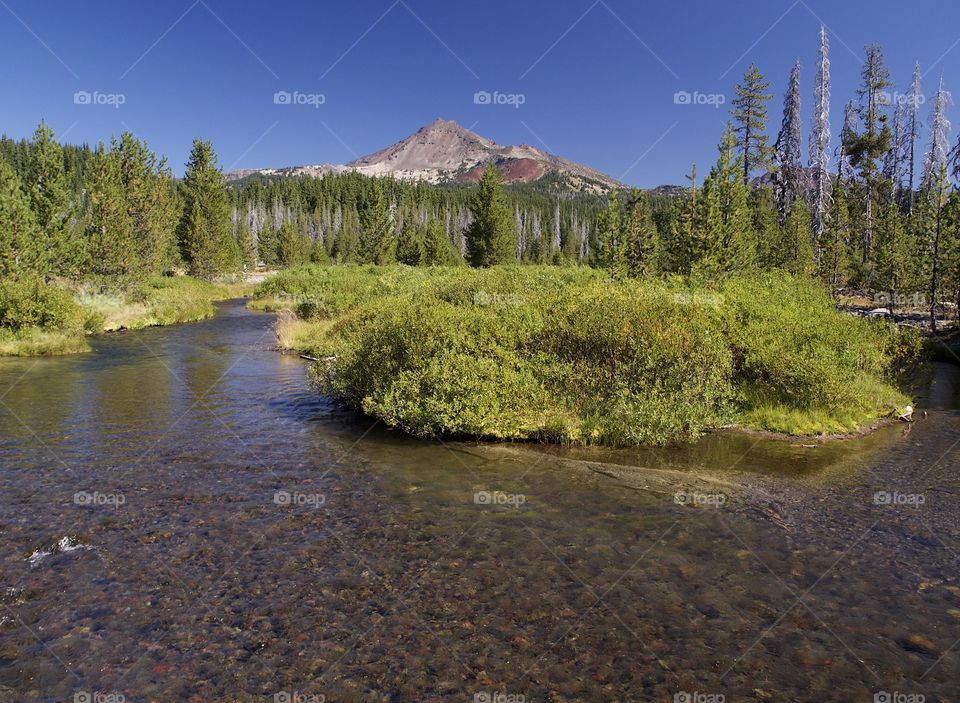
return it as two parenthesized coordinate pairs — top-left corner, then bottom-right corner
(898, 633), (937, 654)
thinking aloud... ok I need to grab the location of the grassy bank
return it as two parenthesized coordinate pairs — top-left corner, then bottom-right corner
(81, 277), (252, 332)
(253, 265), (922, 444)
(0, 275), (254, 356)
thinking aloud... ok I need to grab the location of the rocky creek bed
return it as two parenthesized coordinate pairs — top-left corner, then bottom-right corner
(0, 300), (957, 702)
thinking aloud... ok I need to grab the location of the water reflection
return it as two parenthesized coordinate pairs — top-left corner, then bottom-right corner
(0, 301), (957, 702)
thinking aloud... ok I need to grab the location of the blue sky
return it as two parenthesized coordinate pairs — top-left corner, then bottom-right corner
(2, 0), (960, 186)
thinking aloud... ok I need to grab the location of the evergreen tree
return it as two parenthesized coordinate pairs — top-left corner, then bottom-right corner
(872, 197), (909, 310)
(0, 159), (38, 276)
(781, 199), (815, 275)
(396, 219), (425, 265)
(749, 187), (781, 269)
(276, 221), (310, 267)
(27, 121), (78, 276)
(177, 139), (239, 278)
(84, 144), (135, 289)
(923, 164), (952, 331)
(310, 237), (330, 264)
(591, 191), (622, 270)
(423, 218), (455, 265)
(941, 193), (960, 323)
(820, 179), (852, 287)
(116, 132), (178, 278)
(844, 45), (893, 264)
(258, 225), (279, 267)
(465, 165), (514, 267)
(732, 65), (774, 183)
(236, 219), (257, 270)
(659, 166), (698, 275)
(694, 126), (755, 276)
(616, 191), (657, 277)
(357, 181), (396, 264)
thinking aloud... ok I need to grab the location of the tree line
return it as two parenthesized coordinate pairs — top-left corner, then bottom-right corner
(580, 28), (960, 329)
(228, 169), (608, 268)
(5, 25), (960, 331)
(1, 124), (242, 288)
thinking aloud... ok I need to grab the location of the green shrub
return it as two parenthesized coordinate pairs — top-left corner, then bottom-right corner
(316, 298), (561, 440)
(720, 274), (889, 409)
(266, 265), (917, 445)
(0, 275), (86, 332)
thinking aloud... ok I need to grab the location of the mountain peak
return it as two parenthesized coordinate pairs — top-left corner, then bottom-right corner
(424, 117), (458, 129)
(229, 121), (621, 193)
(348, 118), (497, 170)
(414, 118), (494, 145)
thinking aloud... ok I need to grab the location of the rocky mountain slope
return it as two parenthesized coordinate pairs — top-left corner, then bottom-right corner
(226, 118), (622, 193)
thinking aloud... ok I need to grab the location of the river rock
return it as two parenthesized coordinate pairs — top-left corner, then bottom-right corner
(898, 633), (938, 654)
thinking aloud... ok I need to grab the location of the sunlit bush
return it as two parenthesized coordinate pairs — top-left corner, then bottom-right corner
(258, 265), (918, 444)
(0, 275), (86, 332)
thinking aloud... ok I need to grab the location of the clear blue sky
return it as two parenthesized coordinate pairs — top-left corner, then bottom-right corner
(2, 0), (959, 187)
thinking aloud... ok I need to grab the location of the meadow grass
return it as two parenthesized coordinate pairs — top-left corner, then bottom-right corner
(82, 276), (254, 331)
(0, 327), (90, 356)
(0, 274), (256, 356)
(254, 265), (922, 444)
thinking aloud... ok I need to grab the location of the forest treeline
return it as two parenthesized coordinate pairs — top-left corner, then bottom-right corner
(3, 28), (960, 328)
(0, 126), (237, 287)
(589, 29), (960, 331)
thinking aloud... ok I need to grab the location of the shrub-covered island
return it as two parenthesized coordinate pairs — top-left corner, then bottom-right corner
(253, 265), (921, 445)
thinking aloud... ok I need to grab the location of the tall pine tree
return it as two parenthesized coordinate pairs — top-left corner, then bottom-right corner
(177, 139), (239, 278)
(694, 125), (755, 276)
(356, 181), (396, 264)
(732, 65), (774, 183)
(465, 165), (514, 267)
(844, 45), (893, 264)
(0, 159), (38, 276)
(27, 121), (78, 277)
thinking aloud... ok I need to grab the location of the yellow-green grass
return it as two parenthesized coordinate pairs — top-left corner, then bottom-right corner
(253, 265), (923, 444)
(0, 327), (90, 356)
(0, 275), (259, 357)
(82, 277), (255, 332)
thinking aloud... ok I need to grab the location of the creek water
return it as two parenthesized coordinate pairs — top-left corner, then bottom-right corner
(0, 300), (957, 702)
